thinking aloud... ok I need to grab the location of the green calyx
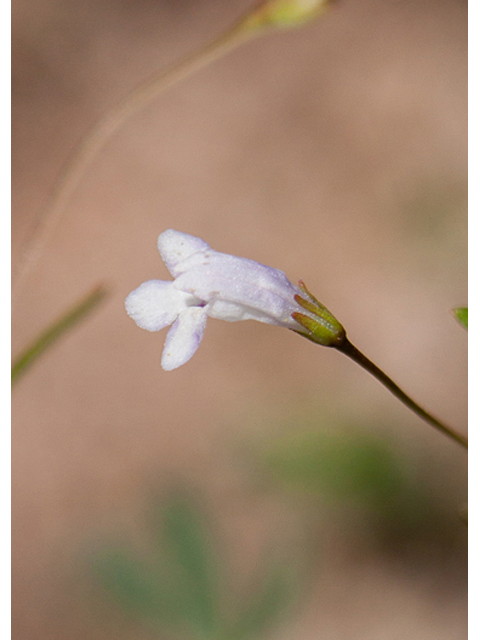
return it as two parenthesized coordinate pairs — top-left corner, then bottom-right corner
(292, 280), (345, 347)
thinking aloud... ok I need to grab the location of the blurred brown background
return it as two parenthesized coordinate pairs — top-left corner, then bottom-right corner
(12, 1), (467, 638)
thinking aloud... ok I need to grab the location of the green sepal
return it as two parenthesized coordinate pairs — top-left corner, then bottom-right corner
(292, 312), (345, 346)
(291, 279), (345, 346)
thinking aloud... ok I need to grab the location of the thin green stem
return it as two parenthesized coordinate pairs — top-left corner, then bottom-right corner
(12, 15), (255, 301)
(12, 284), (108, 385)
(335, 338), (468, 449)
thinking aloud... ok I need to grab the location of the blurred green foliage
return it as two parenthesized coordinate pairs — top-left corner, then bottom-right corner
(86, 428), (466, 638)
(263, 430), (401, 504)
(89, 491), (294, 640)
(258, 427), (465, 554)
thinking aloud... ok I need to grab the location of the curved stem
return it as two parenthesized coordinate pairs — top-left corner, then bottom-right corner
(335, 338), (468, 449)
(12, 15), (255, 301)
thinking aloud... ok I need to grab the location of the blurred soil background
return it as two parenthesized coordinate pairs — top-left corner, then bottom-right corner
(12, 0), (467, 638)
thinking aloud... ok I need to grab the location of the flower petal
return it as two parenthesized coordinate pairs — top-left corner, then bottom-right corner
(161, 307), (208, 370)
(173, 253), (301, 328)
(158, 229), (210, 277)
(125, 280), (190, 331)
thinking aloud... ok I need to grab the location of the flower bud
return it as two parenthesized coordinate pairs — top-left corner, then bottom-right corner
(241, 0), (335, 32)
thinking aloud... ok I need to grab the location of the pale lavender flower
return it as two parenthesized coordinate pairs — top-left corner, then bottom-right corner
(125, 230), (342, 370)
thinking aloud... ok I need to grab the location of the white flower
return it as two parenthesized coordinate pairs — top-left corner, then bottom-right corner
(125, 230), (343, 370)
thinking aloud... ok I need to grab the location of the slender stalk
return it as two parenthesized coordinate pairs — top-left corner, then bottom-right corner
(335, 337), (468, 449)
(12, 16), (255, 301)
(11, 284), (108, 385)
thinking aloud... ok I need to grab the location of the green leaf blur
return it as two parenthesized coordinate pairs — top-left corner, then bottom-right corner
(453, 307), (468, 329)
(259, 427), (462, 553)
(89, 491), (293, 640)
